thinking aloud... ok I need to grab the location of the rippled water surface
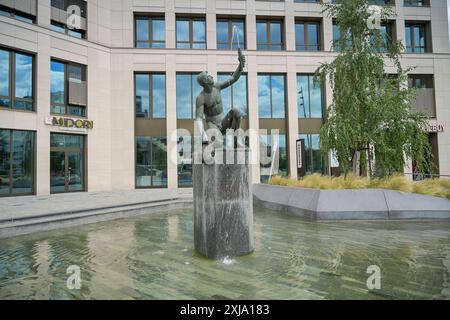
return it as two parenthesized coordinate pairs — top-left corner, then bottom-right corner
(1, 208), (450, 299)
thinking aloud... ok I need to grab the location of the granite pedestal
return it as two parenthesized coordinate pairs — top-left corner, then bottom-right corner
(193, 148), (254, 259)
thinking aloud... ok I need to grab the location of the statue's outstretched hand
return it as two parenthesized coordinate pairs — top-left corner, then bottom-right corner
(238, 48), (246, 69)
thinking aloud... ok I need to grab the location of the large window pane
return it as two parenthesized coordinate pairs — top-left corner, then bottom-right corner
(151, 137), (167, 187)
(271, 75), (285, 118)
(176, 74), (192, 119)
(260, 134), (287, 183)
(51, 60), (65, 104)
(176, 19), (189, 47)
(0, 129), (35, 196)
(193, 20), (206, 43)
(258, 75), (271, 118)
(216, 20), (229, 49)
(15, 53), (33, 106)
(295, 23), (305, 50)
(0, 50), (9, 98)
(136, 18), (149, 47)
(270, 21), (282, 50)
(256, 21), (268, 50)
(217, 74), (248, 116)
(177, 135), (192, 187)
(153, 19), (165, 42)
(297, 74), (323, 118)
(152, 74), (166, 118)
(135, 74), (150, 118)
(0, 130), (11, 195)
(299, 134), (323, 174)
(307, 23), (319, 51)
(11, 131), (34, 194)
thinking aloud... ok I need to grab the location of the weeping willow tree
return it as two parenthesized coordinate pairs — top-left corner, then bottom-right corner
(316, 0), (431, 178)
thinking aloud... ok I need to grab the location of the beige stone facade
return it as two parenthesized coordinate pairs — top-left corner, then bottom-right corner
(0, 0), (449, 196)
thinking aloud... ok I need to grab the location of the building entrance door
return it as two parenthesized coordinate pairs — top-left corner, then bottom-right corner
(50, 133), (85, 193)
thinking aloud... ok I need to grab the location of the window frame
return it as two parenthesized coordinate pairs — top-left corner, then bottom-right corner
(134, 14), (166, 48)
(176, 72), (200, 120)
(134, 72), (166, 119)
(405, 22), (429, 53)
(217, 72), (248, 117)
(0, 47), (35, 112)
(50, 58), (87, 118)
(295, 20), (321, 51)
(216, 17), (246, 50)
(0, 4), (36, 24)
(135, 136), (168, 189)
(176, 16), (207, 49)
(256, 18), (285, 51)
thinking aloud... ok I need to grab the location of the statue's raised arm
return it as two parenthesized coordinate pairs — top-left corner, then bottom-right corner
(217, 49), (246, 90)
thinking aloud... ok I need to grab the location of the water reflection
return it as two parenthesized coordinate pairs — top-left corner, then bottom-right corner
(1, 208), (450, 299)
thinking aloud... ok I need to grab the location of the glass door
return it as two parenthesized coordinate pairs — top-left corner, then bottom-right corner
(50, 134), (85, 193)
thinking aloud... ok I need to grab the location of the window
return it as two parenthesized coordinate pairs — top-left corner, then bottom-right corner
(0, 48), (34, 111)
(296, 21), (321, 51)
(256, 18), (284, 50)
(0, 0), (36, 24)
(176, 73), (203, 119)
(136, 136), (167, 188)
(51, 0), (87, 39)
(332, 20), (352, 51)
(297, 74), (323, 118)
(0, 129), (35, 197)
(217, 73), (248, 116)
(404, 0), (429, 6)
(405, 23), (429, 53)
(260, 134), (287, 183)
(379, 23), (393, 51)
(299, 134), (323, 174)
(216, 17), (245, 50)
(51, 60), (87, 117)
(258, 74), (286, 119)
(408, 74), (435, 117)
(176, 17), (206, 49)
(135, 15), (165, 48)
(177, 135), (193, 187)
(135, 73), (166, 119)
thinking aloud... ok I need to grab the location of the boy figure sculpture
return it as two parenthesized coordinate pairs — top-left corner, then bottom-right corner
(195, 49), (246, 145)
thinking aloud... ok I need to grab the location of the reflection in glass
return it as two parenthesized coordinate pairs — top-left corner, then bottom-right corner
(0, 129), (35, 196)
(258, 74), (285, 119)
(135, 17), (165, 48)
(260, 134), (287, 183)
(299, 133), (323, 174)
(136, 136), (168, 188)
(135, 74), (150, 118)
(0, 49), (9, 107)
(217, 74), (247, 116)
(14, 53), (33, 110)
(51, 60), (65, 105)
(178, 135), (193, 187)
(297, 74), (323, 118)
(68, 152), (84, 191)
(152, 74), (166, 118)
(50, 151), (65, 193)
(176, 73), (201, 119)
(216, 19), (245, 50)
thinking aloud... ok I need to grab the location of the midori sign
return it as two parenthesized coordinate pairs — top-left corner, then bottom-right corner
(45, 116), (94, 132)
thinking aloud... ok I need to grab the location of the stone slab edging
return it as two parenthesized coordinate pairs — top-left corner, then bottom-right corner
(253, 184), (450, 220)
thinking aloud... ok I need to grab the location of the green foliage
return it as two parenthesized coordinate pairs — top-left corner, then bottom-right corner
(316, 0), (431, 178)
(269, 174), (450, 199)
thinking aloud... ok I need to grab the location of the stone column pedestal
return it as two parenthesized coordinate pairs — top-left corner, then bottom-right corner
(193, 148), (254, 259)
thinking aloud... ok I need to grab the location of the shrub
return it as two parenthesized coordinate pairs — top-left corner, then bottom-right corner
(269, 175), (450, 199)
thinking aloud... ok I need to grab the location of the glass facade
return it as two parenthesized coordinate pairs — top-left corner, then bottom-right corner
(0, 129), (35, 196)
(50, 133), (85, 193)
(258, 74), (286, 118)
(260, 134), (287, 183)
(0, 49), (34, 110)
(216, 18), (245, 50)
(299, 134), (323, 174)
(135, 16), (165, 48)
(217, 73), (248, 116)
(176, 73), (202, 119)
(176, 17), (206, 49)
(297, 74), (323, 118)
(136, 136), (167, 188)
(135, 73), (166, 118)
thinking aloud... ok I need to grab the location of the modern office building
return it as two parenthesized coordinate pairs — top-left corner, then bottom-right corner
(0, 0), (449, 197)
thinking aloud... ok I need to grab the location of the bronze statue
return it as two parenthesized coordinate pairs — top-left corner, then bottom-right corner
(195, 49), (246, 144)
